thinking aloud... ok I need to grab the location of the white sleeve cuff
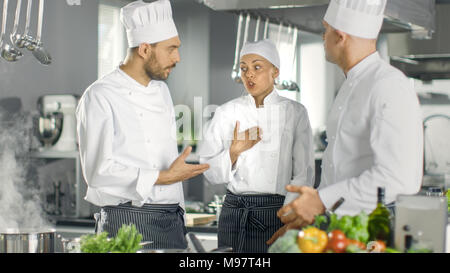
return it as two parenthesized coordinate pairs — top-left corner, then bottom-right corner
(135, 168), (160, 200)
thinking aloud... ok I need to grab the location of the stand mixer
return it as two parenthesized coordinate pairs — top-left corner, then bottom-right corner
(37, 95), (78, 152)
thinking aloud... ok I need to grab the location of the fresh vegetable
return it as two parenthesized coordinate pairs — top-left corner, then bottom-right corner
(385, 247), (401, 253)
(326, 230), (348, 253)
(109, 224), (143, 253)
(297, 227), (328, 253)
(345, 244), (366, 253)
(367, 240), (386, 253)
(347, 239), (366, 250)
(80, 231), (111, 253)
(312, 211), (370, 244)
(268, 229), (302, 253)
(80, 224), (143, 253)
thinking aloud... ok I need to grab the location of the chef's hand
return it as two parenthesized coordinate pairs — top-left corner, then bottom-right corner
(266, 185), (326, 245)
(156, 146), (210, 185)
(278, 185), (326, 224)
(229, 121), (262, 165)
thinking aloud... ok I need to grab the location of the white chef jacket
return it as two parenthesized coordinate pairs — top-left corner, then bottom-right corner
(199, 90), (315, 205)
(76, 67), (184, 208)
(318, 52), (423, 216)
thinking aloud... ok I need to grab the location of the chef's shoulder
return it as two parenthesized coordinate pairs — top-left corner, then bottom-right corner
(79, 73), (122, 111)
(369, 60), (417, 106)
(277, 95), (309, 117)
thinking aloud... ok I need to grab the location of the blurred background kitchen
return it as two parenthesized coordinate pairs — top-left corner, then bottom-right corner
(0, 0), (449, 252)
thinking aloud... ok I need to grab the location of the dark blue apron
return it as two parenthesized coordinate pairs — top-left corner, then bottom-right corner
(94, 202), (187, 250)
(218, 190), (285, 253)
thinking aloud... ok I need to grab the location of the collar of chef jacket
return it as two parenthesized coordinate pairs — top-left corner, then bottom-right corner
(116, 64), (162, 94)
(346, 51), (380, 82)
(244, 88), (282, 108)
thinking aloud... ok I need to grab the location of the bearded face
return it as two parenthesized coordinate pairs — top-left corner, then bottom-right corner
(143, 36), (181, 81)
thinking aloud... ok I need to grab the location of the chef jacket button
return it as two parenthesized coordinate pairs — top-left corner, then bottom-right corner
(139, 113), (143, 117)
(338, 106), (343, 110)
(129, 92), (132, 95)
(146, 138), (151, 143)
(271, 152), (277, 158)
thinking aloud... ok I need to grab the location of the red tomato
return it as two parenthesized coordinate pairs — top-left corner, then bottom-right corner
(327, 238), (348, 253)
(326, 230), (348, 253)
(328, 230), (346, 241)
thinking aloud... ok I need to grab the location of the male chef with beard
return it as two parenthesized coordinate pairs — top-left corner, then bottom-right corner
(76, 0), (209, 250)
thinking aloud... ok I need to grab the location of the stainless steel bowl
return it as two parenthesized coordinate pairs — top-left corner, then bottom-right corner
(0, 229), (56, 253)
(38, 112), (63, 148)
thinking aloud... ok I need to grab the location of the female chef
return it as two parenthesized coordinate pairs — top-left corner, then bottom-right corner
(198, 39), (315, 253)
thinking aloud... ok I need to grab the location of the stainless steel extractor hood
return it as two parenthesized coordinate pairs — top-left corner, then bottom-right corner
(198, 0), (436, 38)
(388, 3), (450, 81)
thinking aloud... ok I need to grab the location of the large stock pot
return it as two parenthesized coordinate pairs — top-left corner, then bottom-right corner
(0, 229), (56, 253)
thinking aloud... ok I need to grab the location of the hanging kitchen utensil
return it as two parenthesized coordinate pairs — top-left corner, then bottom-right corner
(231, 13), (243, 83)
(232, 13), (250, 84)
(31, 0), (51, 65)
(14, 0), (33, 49)
(254, 15), (261, 41)
(287, 27), (300, 92)
(1, 0), (23, 62)
(263, 17), (269, 39)
(10, 0), (23, 47)
(274, 21), (285, 90)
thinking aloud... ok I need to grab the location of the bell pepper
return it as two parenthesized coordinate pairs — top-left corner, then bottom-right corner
(297, 227), (328, 253)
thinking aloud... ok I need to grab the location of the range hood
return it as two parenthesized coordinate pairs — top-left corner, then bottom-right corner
(198, 0), (436, 38)
(388, 3), (450, 81)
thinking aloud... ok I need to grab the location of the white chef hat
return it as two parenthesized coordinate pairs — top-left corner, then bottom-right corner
(240, 39), (280, 69)
(324, 0), (387, 39)
(120, 0), (178, 48)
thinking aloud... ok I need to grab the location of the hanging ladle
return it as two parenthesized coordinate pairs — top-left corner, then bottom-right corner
(263, 17), (269, 39)
(231, 13), (244, 83)
(287, 27), (300, 92)
(254, 15), (261, 41)
(1, 0), (23, 62)
(231, 13), (251, 84)
(14, 0), (34, 49)
(274, 21), (285, 90)
(31, 0), (51, 65)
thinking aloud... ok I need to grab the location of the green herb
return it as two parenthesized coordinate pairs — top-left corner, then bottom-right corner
(385, 247), (401, 253)
(80, 231), (111, 253)
(318, 211), (370, 244)
(80, 224), (143, 253)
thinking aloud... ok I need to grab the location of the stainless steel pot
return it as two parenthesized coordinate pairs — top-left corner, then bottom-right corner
(0, 229), (56, 253)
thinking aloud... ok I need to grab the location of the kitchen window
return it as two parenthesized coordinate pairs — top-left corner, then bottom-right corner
(98, 0), (130, 79)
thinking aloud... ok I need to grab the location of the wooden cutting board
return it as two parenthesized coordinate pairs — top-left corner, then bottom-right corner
(185, 213), (216, 226)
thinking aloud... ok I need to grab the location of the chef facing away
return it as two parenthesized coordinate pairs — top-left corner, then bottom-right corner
(76, 0), (209, 250)
(268, 0), (423, 245)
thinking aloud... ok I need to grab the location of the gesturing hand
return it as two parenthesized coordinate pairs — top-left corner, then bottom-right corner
(229, 121), (262, 165)
(156, 146), (210, 185)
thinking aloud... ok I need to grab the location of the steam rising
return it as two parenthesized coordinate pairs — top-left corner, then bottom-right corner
(0, 109), (52, 232)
